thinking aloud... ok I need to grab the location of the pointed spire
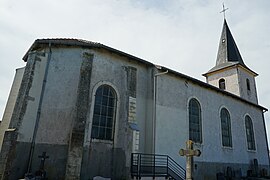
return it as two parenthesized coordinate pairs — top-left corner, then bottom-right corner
(203, 19), (258, 77)
(216, 19), (244, 66)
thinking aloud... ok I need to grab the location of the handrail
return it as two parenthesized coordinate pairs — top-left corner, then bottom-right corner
(131, 153), (185, 180)
(168, 156), (186, 177)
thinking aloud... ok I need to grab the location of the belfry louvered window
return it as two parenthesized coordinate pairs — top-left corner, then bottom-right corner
(220, 108), (232, 147)
(219, 78), (226, 90)
(246, 79), (251, 91)
(245, 116), (256, 150)
(189, 98), (202, 143)
(91, 85), (117, 140)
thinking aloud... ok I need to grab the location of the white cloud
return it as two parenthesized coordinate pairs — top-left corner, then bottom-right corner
(0, 0), (270, 144)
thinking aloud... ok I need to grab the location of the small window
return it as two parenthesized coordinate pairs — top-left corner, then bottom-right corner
(246, 79), (250, 91)
(219, 79), (226, 90)
(189, 98), (202, 143)
(245, 116), (256, 150)
(91, 85), (117, 140)
(220, 108), (232, 147)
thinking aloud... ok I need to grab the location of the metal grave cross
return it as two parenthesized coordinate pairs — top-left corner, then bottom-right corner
(38, 152), (49, 170)
(179, 140), (201, 180)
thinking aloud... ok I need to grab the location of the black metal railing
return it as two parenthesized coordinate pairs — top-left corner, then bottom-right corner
(131, 153), (185, 180)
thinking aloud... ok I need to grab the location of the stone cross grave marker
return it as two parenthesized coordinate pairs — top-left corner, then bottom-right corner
(34, 152), (49, 179)
(179, 140), (201, 180)
(38, 152), (49, 170)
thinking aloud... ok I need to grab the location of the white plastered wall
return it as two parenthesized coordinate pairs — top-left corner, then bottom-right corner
(0, 67), (25, 150)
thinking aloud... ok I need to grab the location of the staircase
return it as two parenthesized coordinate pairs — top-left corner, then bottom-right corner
(131, 153), (186, 180)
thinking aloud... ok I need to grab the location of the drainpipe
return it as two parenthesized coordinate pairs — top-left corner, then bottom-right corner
(26, 43), (52, 174)
(262, 110), (270, 169)
(152, 66), (168, 154)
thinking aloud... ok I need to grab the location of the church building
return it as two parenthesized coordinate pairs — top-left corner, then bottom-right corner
(0, 19), (269, 179)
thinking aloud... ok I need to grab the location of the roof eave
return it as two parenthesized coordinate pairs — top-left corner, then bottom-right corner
(22, 39), (153, 66)
(203, 63), (258, 77)
(22, 39), (266, 111)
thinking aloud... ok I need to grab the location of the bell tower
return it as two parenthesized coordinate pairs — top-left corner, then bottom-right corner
(203, 19), (258, 104)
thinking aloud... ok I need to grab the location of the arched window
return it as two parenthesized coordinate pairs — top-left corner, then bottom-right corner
(219, 78), (226, 90)
(189, 98), (202, 143)
(245, 116), (256, 150)
(91, 85), (117, 140)
(246, 79), (251, 91)
(220, 108), (232, 147)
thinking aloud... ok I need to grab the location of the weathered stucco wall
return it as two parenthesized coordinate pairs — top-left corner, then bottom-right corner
(81, 48), (152, 179)
(0, 51), (49, 179)
(19, 48), (83, 179)
(1, 45), (153, 179)
(207, 68), (240, 96)
(17, 52), (48, 143)
(155, 73), (268, 179)
(34, 47), (82, 145)
(0, 67), (25, 151)
(207, 66), (258, 105)
(0, 43), (268, 180)
(237, 67), (258, 104)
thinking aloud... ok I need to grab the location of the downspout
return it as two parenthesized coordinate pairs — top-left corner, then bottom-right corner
(262, 110), (270, 168)
(26, 43), (52, 174)
(152, 67), (168, 153)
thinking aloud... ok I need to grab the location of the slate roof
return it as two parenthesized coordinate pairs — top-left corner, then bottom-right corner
(22, 38), (267, 111)
(204, 19), (257, 76)
(217, 20), (244, 65)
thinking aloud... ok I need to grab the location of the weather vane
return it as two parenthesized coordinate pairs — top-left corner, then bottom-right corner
(220, 3), (228, 19)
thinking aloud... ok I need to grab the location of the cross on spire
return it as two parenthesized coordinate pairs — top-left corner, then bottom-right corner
(220, 3), (229, 19)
